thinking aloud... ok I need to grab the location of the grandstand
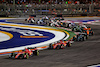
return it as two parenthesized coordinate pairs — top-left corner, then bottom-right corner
(0, 0), (99, 17)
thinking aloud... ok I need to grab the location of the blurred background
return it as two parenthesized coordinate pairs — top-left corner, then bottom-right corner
(0, 0), (99, 17)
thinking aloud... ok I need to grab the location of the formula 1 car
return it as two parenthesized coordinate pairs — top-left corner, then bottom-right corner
(73, 33), (88, 41)
(82, 26), (94, 36)
(49, 40), (71, 49)
(9, 47), (39, 59)
(72, 26), (82, 32)
(25, 15), (35, 23)
(49, 19), (61, 27)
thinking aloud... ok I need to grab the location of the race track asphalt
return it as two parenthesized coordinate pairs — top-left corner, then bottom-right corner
(0, 19), (100, 67)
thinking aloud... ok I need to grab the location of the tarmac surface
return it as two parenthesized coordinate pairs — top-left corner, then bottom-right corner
(0, 18), (100, 67)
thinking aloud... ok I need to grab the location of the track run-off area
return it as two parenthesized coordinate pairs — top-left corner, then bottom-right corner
(0, 17), (100, 67)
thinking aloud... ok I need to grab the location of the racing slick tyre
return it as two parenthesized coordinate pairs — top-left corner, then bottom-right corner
(67, 42), (71, 47)
(63, 23), (66, 28)
(59, 44), (64, 49)
(56, 45), (60, 49)
(25, 53), (29, 59)
(25, 19), (27, 21)
(10, 53), (16, 59)
(86, 35), (88, 39)
(72, 36), (76, 41)
(83, 36), (87, 41)
(82, 37), (84, 41)
(76, 35), (79, 41)
(33, 50), (39, 56)
(90, 31), (93, 36)
(72, 28), (77, 31)
(37, 51), (39, 56)
(18, 54), (24, 59)
(49, 44), (53, 49)
(91, 32), (94, 35)
(72, 28), (74, 31)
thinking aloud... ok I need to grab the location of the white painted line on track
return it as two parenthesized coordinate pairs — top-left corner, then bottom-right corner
(87, 64), (100, 67)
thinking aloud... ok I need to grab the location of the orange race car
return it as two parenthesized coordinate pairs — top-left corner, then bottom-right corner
(83, 26), (93, 36)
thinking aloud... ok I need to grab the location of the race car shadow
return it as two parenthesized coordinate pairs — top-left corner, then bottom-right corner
(4, 53), (48, 60)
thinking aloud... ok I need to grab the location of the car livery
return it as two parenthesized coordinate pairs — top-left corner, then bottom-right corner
(10, 47), (39, 59)
(49, 40), (71, 49)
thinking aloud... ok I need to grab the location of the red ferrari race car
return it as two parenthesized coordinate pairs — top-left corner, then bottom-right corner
(9, 47), (39, 59)
(49, 40), (71, 49)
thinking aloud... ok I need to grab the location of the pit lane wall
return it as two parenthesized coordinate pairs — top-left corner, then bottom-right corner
(0, 18), (75, 55)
